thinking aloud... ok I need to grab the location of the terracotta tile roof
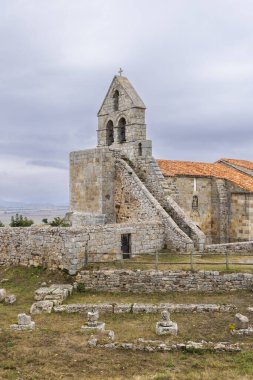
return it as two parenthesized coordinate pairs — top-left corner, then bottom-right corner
(218, 158), (253, 171)
(157, 159), (253, 192)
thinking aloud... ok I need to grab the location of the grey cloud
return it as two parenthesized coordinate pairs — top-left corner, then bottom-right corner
(0, 0), (253, 203)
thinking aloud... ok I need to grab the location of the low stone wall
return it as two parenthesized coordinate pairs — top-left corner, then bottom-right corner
(76, 269), (253, 293)
(53, 302), (236, 314)
(88, 338), (241, 353)
(205, 241), (253, 254)
(0, 222), (165, 275)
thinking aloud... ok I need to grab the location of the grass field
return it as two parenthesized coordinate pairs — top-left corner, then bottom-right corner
(86, 251), (253, 273)
(1, 266), (253, 379)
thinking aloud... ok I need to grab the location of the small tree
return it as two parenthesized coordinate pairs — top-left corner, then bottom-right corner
(42, 218), (48, 224)
(10, 214), (34, 227)
(0, 221), (5, 227)
(49, 217), (70, 227)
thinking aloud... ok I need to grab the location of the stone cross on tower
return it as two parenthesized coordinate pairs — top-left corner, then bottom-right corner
(118, 68), (123, 76)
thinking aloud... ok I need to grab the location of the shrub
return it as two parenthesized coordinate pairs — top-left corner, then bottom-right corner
(76, 283), (86, 293)
(0, 221), (5, 227)
(42, 218), (48, 224)
(10, 214), (34, 227)
(49, 217), (70, 227)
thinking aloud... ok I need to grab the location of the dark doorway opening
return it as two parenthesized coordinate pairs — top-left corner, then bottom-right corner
(121, 234), (131, 259)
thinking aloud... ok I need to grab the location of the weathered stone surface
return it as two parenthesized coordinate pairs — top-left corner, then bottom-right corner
(108, 330), (115, 341)
(87, 311), (99, 325)
(34, 284), (73, 305)
(88, 338), (241, 353)
(18, 313), (32, 326)
(220, 304), (237, 312)
(156, 310), (178, 336)
(206, 241), (253, 253)
(0, 288), (6, 302)
(10, 322), (35, 331)
(114, 304), (132, 314)
(232, 327), (253, 336)
(132, 304), (158, 314)
(54, 302), (236, 315)
(30, 301), (54, 314)
(50, 284), (73, 295)
(0, 222), (166, 274)
(54, 303), (113, 313)
(77, 269), (253, 293)
(81, 310), (105, 332)
(235, 313), (249, 330)
(196, 304), (220, 312)
(10, 313), (35, 331)
(88, 336), (98, 347)
(34, 287), (52, 301)
(4, 295), (16, 304)
(81, 322), (105, 332)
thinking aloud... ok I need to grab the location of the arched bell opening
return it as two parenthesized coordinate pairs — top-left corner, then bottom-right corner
(118, 117), (126, 143)
(106, 120), (114, 146)
(113, 90), (119, 111)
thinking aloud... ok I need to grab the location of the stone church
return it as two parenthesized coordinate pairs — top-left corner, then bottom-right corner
(69, 74), (253, 255)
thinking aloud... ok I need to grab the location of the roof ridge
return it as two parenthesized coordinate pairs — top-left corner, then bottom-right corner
(157, 159), (212, 165)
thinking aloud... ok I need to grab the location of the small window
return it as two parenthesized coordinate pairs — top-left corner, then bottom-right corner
(118, 117), (126, 143)
(113, 90), (119, 111)
(106, 120), (114, 146)
(138, 143), (142, 156)
(192, 195), (198, 210)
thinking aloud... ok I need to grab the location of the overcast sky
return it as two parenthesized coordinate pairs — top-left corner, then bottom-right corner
(1, 0), (253, 204)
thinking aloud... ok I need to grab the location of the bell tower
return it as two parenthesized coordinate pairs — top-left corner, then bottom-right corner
(69, 74), (152, 227)
(97, 74), (152, 160)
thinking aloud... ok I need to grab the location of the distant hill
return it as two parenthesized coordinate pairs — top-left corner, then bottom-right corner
(0, 201), (68, 209)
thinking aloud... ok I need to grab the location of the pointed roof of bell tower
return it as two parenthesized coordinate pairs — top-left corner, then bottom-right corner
(97, 75), (146, 116)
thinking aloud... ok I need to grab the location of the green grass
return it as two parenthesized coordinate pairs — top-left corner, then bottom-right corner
(85, 252), (253, 273)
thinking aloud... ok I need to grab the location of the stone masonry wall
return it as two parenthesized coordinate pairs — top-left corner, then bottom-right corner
(229, 193), (253, 242)
(134, 157), (206, 250)
(76, 269), (253, 293)
(163, 176), (213, 244)
(70, 148), (116, 223)
(163, 176), (228, 245)
(163, 175), (253, 245)
(210, 178), (229, 244)
(0, 222), (165, 275)
(205, 241), (253, 254)
(115, 158), (194, 252)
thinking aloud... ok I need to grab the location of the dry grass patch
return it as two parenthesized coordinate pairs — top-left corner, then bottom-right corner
(1, 266), (253, 379)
